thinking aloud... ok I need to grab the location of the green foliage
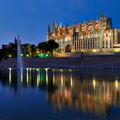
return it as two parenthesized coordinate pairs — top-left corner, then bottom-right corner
(9, 43), (17, 57)
(37, 39), (59, 56)
(47, 39), (59, 55)
(31, 44), (36, 57)
(38, 42), (48, 52)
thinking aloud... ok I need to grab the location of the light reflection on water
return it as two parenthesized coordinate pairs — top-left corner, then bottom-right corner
(0, 68), (120, 119)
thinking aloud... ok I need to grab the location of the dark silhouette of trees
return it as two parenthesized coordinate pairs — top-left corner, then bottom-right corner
(37, 39), (59, 56)
(38, 42), (48, 52)
(47, 39), (59, 55)
(23, 44), (28, 57)
(30, 44), (36, 57)
(10, 43), (17, 57)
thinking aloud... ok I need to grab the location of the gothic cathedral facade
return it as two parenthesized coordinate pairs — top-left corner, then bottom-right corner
(47, 13), (120, 53)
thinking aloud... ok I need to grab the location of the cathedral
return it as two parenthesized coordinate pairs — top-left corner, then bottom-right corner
(47, 13), (120, 53)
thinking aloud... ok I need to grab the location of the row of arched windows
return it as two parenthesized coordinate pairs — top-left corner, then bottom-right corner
(74, 39), (110, 50)
(73, 32), (99, 41)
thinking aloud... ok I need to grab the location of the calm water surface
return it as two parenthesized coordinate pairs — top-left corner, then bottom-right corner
(0, 68), (120, 120)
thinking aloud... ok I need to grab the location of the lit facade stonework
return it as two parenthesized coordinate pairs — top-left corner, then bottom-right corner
(47, 13), (120, 52)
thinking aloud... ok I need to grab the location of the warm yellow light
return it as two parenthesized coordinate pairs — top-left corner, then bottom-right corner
(115, 49), (119, 52)
(103, 81), (105, 86)
(9, 55), (11, 57)
(93, 79), (96, 89)
(115, 80), (118, 89)
(26, 54), (29, 57)
(36, 68), (39, 71)
(8, 67), (12, 70)
(21, 54), (23, 56)
(81, 50), (83, 52)
(93, 49), (97, 52)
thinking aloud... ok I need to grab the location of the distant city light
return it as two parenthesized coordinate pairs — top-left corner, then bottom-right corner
(9, 55), (11, 57)
(45, 53), (49, 57)
(38, 53), (44, 58)
(26, 54), (29, 57)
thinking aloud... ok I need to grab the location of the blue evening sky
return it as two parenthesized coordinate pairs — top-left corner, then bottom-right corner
(0, 0), (119, 48)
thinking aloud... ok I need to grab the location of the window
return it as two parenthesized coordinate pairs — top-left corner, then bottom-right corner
(118, 33), (120, 43)
(106, 41), (108, 48)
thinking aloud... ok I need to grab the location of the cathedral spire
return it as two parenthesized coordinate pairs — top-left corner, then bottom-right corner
(47, 24), (50, 33)
(104, 13), (107, 20)
(53, 19), (57, 30)
(100, 12), (103, 21)
(97, 17), (98, 21)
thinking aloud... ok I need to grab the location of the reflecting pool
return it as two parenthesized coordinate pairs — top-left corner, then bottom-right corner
(0, 68), (120, 120)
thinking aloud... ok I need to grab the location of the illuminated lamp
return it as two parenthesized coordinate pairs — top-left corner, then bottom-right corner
(21, 54), (23, 56)
(115, 49), (119, 52)
(9, 55), (11, 57)
(45, 53), (49, 57)
(26, 54), (29, 57)
(93, 49), (96, 52)
(38, 53), (44, 58)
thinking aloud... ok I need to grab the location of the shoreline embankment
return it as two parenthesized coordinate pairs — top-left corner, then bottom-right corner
(1, 54), (120, 69)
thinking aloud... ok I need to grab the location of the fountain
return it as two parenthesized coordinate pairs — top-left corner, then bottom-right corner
(17, 35), (23, 68)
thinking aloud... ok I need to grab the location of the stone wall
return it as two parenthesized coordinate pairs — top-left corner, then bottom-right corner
(53, 52), (81, 57)
(1, 55), (120, 68)
(0, 57), (81, 67)
(79, 55), (120, 66)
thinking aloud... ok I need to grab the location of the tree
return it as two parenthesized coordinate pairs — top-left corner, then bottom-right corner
(2, 45), (7, 59)
(47, 39), (59, 55)
(38, 42), (48, 52)
(22, 44), (28, 57)
(10, 43), (17, 57)
(30, 44), (36, 57)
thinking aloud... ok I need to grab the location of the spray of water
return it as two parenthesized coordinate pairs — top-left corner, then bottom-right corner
(17, 35), (23, 68)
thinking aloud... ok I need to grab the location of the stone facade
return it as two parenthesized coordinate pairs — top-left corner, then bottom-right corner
(47, 13), (120, 53)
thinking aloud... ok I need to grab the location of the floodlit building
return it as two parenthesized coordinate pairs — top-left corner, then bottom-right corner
(47, 13), (120, 53)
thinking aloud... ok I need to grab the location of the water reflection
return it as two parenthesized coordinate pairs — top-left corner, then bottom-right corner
(0, 68), (120, 118)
